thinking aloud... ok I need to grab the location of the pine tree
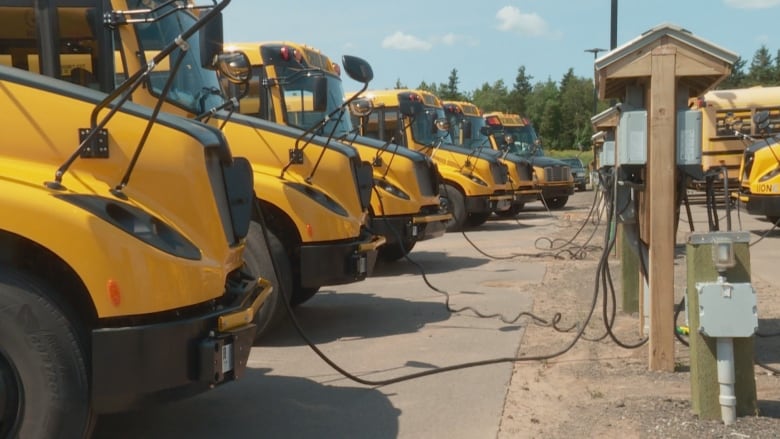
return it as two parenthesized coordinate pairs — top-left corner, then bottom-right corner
(507, 66), (533, 115)
(746, 45), (774, 86)
(718, 57), (747, 89)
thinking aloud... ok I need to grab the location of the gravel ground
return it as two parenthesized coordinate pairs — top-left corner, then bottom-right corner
(497, 192), (780, 438)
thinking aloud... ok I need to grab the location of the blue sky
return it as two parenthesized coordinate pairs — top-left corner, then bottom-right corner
(223, 0), (780, 93)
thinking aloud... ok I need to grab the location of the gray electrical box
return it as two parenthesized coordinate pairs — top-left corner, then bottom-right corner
(617, 110), (647, 165)
(599, 140), (615, 168)
(696, 281), (758, 338)
(677, 110), (702, 166)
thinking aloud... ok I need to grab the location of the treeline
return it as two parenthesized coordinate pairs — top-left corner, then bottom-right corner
(399, 45), (780, 151)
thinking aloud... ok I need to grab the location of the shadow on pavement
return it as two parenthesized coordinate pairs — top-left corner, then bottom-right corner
(93, 368), (400, 439)
(258, 291), (452, 347)
(372, 250), (489, 276)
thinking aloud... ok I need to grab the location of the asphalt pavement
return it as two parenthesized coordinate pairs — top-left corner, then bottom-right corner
(93, 193), (589, 438)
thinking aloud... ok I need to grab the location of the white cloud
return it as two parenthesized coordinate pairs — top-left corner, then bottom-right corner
(436, 33), (479, 47)
(724, 0), (780, 8)
(441, 33), (458, 46)
(495, 5), (557, 38)
(381, 31), (433, 51)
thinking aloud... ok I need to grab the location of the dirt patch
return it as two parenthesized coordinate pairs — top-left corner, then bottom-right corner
(498, 207), (780, 438)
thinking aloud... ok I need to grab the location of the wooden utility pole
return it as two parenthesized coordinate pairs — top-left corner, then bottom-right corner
(593, 24), (737, 371)
(647, 44), (677, 370)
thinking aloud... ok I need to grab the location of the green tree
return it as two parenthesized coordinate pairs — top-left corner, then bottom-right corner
(507, 66), (533, 115)
(417, 80), (440, 95)
(745, 45), (774, 86)
(394, 78), (407, 89)
(718, 57), (747, 89)
(437, 68), (467, 101)
(471, 80), (509, 112)
(557, 68), (595, 149)
(526, 78), (560, 148)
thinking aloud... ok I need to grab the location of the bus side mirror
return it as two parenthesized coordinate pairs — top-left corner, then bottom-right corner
(200, 12), (224, 70)
(399, 99), (422, 117)
(349, 98), (373, 117)
(342, 55), (373, 84)
(754, 110), (771, 133)
(216, 51), (251, 85)
(312, 76), (328, 112)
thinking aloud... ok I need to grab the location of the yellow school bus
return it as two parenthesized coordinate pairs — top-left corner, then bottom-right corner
(225, 41), (450, 260)
(482, 112), (574, 209)
(351, 89), (514, 231)
(735, 110), (780, 224)
(442, 100), (539, 216)
(692, 85), (780, 187)
(0, 1), (271, 436)
(89, 1), (384, 337)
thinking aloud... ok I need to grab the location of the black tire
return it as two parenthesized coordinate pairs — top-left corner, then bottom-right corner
(379, 238), (416, 262)
(495, 203), (523, 218)
(244, 222), (293, 339)
(0, 269), (93, 438)
(578, 183), (587, 191)
(290, 286), (319, 307)
(544, 195), (569, 210)
(440, 184), (467, 232)
(465, 212), (490, 227)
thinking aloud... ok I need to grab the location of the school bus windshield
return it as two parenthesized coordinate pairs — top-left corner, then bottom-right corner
(495, 125), (542, 158)
(447, 113), (491, 150)
(130, 0), (225, 114)
(275, 65), (352, 137)
(410, 104), (449, 146)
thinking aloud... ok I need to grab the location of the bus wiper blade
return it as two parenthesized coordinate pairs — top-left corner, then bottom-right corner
(282, 78), (370, 179)
(48, 0), (231, 190)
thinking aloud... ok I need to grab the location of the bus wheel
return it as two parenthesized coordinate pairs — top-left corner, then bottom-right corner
(290, 286), (320, 307)
(379, 238), (416, 262)
(466, 212), (490, 227)
(245, 222), (293, 339)
(0, 269), (92, 439)
(545, 196), (569, 210)
(441, 184), (466, 232)
(495, 203), (523, 218)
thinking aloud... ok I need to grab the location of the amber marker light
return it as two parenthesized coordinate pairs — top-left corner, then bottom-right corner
(107, 279), (121, 306)
(306, 223), (313, 238)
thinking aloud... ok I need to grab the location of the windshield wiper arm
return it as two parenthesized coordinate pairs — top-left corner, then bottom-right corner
(48, 0), (231, 190)
(304, 108), (347, 183)
(281, 79), (370, 179)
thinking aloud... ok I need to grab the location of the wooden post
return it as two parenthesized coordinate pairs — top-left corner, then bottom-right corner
(593, 24), (737, 370)
(686, 233), (757, 418)
(647, 44), (677, 371)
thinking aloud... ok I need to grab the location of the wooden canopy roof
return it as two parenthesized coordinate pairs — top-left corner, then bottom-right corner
(594, 23), (738, 100)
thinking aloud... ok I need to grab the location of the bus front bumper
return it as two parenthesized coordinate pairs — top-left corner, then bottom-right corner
(299, 234), (385, 288)
(740, 193), (780, 217)
(91, 274), (273, 413)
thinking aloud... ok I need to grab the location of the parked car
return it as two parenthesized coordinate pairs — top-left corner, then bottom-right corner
(561, 157), (589, 191)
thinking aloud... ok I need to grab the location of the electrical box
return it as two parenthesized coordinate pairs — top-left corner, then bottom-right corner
(599, 140), (615, 168)
(617, 110), (647, 165)
(676, 110), (702, 166)
(696, 281), (758, 338)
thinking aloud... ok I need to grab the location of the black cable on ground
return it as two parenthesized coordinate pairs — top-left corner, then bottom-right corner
(376, 185), (576, 331)
(249, 167), (657, 387)
(253, 197), (594, 386)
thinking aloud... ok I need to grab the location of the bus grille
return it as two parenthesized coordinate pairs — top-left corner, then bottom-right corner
(491, 161), (509, 185)
(414, 158), (440, 197)
(544, 165), (571, 182)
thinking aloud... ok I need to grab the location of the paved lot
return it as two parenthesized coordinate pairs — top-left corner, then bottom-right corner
(93, 193), (593, 439)
(92, 189), (780, 438)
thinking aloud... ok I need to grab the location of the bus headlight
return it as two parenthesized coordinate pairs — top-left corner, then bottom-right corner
(374, 179), (410, 200)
